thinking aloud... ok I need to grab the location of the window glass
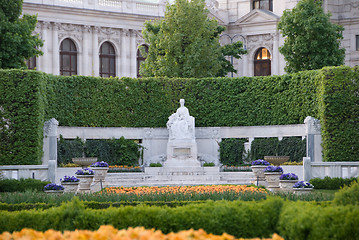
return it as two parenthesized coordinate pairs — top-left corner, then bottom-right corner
(60, 38), (77, 76)
(253, 0), (273, 11)
(356, 35), (359, 51)
(99, 41), (116, 77)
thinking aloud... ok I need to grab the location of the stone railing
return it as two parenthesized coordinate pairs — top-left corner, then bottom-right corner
(0, 165), (50, 182)
(23, 0), (166, 17)
(303, 157), (359, 181)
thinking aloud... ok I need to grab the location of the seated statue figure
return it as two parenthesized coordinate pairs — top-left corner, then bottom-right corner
(167, 99), (195, 140)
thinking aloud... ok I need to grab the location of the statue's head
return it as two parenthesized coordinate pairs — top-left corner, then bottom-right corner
(180, 99), (185, 107)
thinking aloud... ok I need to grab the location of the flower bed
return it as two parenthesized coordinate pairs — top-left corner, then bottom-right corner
(0, 225), (284, 240)
(105, 185), (267, 196)
(108, 165), (143, 172)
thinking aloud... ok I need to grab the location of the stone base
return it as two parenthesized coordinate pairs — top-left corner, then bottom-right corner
(165, 139), (200, 167)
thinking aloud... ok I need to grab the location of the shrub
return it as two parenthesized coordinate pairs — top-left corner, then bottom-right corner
(57, 136), (84, 166)
(309, 176), (358, 190)
(0, 178), (51, 192)
(219, 138), (247, 166)
(149, 163), (162, 167)
(333, 178), (359, 206)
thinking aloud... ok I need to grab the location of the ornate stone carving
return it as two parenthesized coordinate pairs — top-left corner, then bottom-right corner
(304, 116), (321, 135)
(42, 21), (52, 30)
(83, 25), (92, 34)
(43, 118), (59, 137)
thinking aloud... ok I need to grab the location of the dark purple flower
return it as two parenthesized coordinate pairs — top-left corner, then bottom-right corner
(280, 173), (299, 180)
(60, 175), (80, 182)
(44, 183), (64, 191)
(264, 166), (283, 172)
(293, 181), (313, 188)
(251, 159), (270, 166)
(75, 168), (94, 175)
(91, 161), (109, 167)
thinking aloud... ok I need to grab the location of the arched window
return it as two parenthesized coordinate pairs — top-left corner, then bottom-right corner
(254, 47), (271, 76)
(99, 42), (116, 77)
(60, 38), (77, 76)
(253, 0), (273, 11)
(137, 45), (148, 78)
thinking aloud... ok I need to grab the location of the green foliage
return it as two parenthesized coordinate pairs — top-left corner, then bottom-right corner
(140, 0), (246, 78)
(203, 162), (215, 167)
(316, 66), (359, 161)
(149, 163), (162, 167)
(57, 137), (143, 166)
(309, 176), (358, 190)
(278, 201), (359, 240)
(333, 179), (359, 206)
(0, 70), (47, 165)
(250, 137), (306, 162)
(219, 138), (247, 166)
(57, 136), (84, 165)
(0, 0), (43, 69)
(278, 0), (345, 73)
(0, 198), (284, 238)
(0, 178), (51, 192)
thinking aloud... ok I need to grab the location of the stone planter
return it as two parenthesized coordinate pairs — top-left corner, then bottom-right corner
(72, 157), (98, 168)
(91, 167), (109, 182)
(264, 172), (282, 191)
(61, 181), (79, 193)
(44, 190), (64, 195)
(293, 188), (313, 195)
(264, 156), (289, 165)
(76, 175), (94, 193)
(279, 180), (298, 192)
(251, 165), (267, 181)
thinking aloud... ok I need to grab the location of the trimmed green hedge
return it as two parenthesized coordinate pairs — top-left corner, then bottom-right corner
(309, 176), (358, 190)
(317, 66), (359, 162)
(1, 66), (358, 164)
(0, 70), (47, 165)
(0, 178), (50, 192)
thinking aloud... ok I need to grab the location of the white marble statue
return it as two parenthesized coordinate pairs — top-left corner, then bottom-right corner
(167, 99), (195, 140)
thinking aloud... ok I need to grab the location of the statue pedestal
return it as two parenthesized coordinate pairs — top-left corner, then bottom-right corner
(165, 139), (200, 167)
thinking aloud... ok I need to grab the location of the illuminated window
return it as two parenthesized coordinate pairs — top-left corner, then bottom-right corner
(99, 42), (116, 78)
(137, 45), (148, 78)
(60, 38), (77, 76)
(253, 0), (273, 11)
(254, 47), (271, 76)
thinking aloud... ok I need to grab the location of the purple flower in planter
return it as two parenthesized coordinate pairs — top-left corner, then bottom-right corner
(264, 166), (283, 172)
(280, 173), (299, 180)
(293, 181), (314, 188)
(251, 159), (270, 166)
(60, 175), (80, 182)
(44, 183), (64, 191)
(91, 161), (109, 167)
(75, 168), (94, 175)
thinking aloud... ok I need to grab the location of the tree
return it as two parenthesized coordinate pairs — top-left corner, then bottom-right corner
(140, 0), (246, 78)
(277, 0), (345, 73)
(0, 0), (43, 69)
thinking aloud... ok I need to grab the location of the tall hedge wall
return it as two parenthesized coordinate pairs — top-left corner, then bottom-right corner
(0, 66), (357, 165)
(0, 70), (47, 165)
(44, 71), (319, 127)
(317, 66), (359, 162)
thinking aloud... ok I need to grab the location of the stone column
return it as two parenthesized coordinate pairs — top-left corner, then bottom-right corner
(83, 25), (91, 76)
(130, 30), (137, 78)
(121, 29), (130, 77)
(272, 32), (279, 75)
(304, 116), (323, 162)
(242, 52), (248, 77)
(303, 157), (312, 181)
(92, 27), (100, 76)
(52, 23), (60, 75)
(43, 118), (59, 183)
(41, 22), (51, 74)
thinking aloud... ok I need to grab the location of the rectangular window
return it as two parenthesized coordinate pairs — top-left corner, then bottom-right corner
(356, 35), (359, 51)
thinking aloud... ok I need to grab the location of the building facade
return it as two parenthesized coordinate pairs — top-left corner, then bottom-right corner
(22, 0), (359, 78)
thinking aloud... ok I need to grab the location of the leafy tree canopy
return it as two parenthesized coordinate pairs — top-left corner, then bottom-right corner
(277, 0), (345, 73)
(140, 0), (246, 78)
(0, 0), (43, 69)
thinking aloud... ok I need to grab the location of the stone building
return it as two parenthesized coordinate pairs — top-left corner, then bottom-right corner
(22, 0), (359, 78)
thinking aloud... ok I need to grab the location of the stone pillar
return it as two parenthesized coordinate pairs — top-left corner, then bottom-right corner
(304, 116), (323, 162)
(83, 25), (91, 76)
(92, 27), (99, 76)
(43, 118), (59, 183)
(303, 157), (312, 181)
(52, 23), (60, 75)
(121, 29), (130, 77)
(272, 32), (279, 75)
(243, 53), (248, 77)
(41, 22), (51, 73)
(130, 30), (137, 78)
